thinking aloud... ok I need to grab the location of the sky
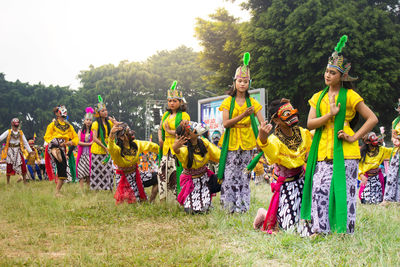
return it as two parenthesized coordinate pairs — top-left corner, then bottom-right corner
(0, 0), (250, 89)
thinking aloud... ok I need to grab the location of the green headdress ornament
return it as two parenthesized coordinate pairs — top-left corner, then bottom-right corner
(167, 80), (183, 99)
(234, 52), (251, 80)
(95, 95), (107, 117)
(327, 35), (357, 81)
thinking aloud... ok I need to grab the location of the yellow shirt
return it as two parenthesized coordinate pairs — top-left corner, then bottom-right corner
(91, 120), (114, 155)
(359, 146), (393, 176)
(174, 138), (220, 169)
(218, 96), (262, 150)
(44, 119), (79, 146)
(309, 89), (363, 160)
(161, 111), (190, 155)
(257, 127), (312, 169)
(108, 137), (159, 168)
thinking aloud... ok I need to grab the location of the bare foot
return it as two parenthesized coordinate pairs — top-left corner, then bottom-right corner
(55, 192), (64, 198)
(380, 200), (390, 207)
(253, 208), (267, 230)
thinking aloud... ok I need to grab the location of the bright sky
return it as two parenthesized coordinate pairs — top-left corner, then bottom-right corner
(0, 0), (249, 89)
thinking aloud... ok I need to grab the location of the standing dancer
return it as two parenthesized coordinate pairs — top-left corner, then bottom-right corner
(90, 96), (114, 191)
(109, 122), (159, 204)
(252, 99), (313, 234)
(0, 118), (32, 184)
(218, 52), (264, 213)
(76, 107), (94, 190)
(173, 121), (221, 213)
(358, 132), (391, 204)
(44, 106), (79, 196)
(157, 81), (190, 202)
(301, 35), (378, 234)
(382, 99), (400, 204)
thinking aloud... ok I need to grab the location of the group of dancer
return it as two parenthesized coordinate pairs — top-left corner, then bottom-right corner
(1, 35), (399, 237)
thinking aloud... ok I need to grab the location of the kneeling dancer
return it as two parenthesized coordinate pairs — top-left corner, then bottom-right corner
(173, 121), (220, 213)
(253, 99), (312, 234)
(109, 122), (159, 204)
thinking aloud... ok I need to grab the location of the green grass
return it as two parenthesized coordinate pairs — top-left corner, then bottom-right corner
(0, 176), (399, 266)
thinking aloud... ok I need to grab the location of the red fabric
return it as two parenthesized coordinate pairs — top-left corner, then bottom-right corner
(44, 145), (57, 182)
(262, 175), (286, 234)
(114, 169), (137, 204)
(177, 168), (215, 205)
(6, 153), (27, 175)
(177, 174), (194, 205)
(135, 165), (147, 201)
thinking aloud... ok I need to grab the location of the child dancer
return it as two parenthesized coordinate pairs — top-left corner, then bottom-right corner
(44, 106), (79, 196)
(301, 35), (378, 234)
(359, 132), (391, 204)
(109, 122), (159, 204)
(218, 52), (264, 213)
(173, 121), (220, 213)
(76, 107), (94, 190)
(382, 98), (400, 204)
(253, 99), (312, 234)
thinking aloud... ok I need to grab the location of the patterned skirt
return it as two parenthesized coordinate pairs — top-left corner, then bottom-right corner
(383, 151), (400, 202)
(184, 173), (211, 213)
(90, 153), (114, 190)
(360, 174), (383, 204)
(116, 171), (146, 200)
(6, 147), (25, 175)
(77, 153), (91, 180)
(310, 159), (359, 234)
(140, 171), (158, 187)
(220, 149), (253, 213)
(157, 151), (177, 201)
(277, 176), (305, 231)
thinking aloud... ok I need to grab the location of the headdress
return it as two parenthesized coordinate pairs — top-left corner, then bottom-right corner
(55, 105), (67, 118)
(234, 52), (251, 80)
(188, 121), (209, 136)
(84, 107), (94, 120)
(11, 118), (20, 127)
(95, 95), (106, 117)
(327, 35), (357, 82)
(167, 80), (183, 100)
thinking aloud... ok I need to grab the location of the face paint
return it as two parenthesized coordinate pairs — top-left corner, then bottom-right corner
(364, 132), (383, 146)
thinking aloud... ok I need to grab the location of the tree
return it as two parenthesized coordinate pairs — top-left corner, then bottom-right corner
(194, 8), (245, 91)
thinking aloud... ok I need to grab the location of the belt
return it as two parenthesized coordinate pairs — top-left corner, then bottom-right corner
(272, 169), (303, 183)
(9, 143), (20, 148)
(117, 165), (136, 175)
(232, 123), (250, 128)
(366, 168), (379, 176)
(326, 121), (350, 129)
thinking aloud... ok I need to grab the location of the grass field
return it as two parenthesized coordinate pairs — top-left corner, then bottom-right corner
(0, 176), (399, 266)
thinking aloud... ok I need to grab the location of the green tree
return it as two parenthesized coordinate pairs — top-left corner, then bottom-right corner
(194, 8), (245, 91)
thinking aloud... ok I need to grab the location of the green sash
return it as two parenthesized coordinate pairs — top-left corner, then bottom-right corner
(98, 120), (111, 163)
(301, 87), (348, 233)
(158, 111), (183, 193)
(67, 148), (77, 182)
(218, 96), (259, 179)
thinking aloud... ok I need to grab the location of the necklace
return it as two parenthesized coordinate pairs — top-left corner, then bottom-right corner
(275, 126), (302, 151)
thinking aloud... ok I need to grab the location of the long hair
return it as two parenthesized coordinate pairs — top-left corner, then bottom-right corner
(81, 122), (92, 134)
(176, 124), (208, 169)
(96, 117), (111, 139)
(116, 136), (138, 158)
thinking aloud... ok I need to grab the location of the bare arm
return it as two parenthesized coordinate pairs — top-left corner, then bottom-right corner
(92, 129), (108, 152)
(338, 101), (378, 143)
